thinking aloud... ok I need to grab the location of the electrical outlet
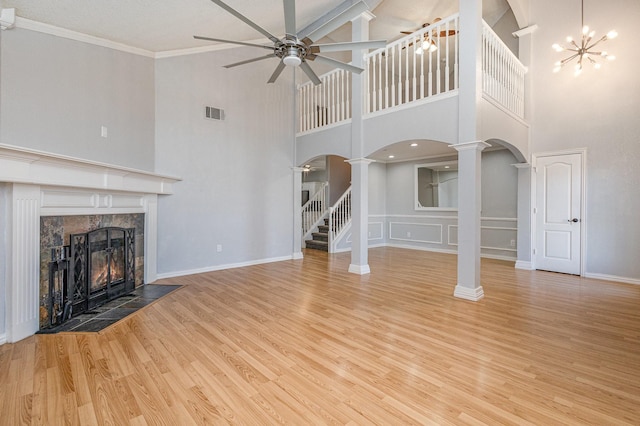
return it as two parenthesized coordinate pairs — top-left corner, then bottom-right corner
(100, 126), (108, 138)
(407, 231), (411, 238)
(216, 244), (222, 252)
(510, 239), (516, 247)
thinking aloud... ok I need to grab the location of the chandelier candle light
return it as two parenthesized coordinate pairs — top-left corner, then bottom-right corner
(552, 0), (617, 75)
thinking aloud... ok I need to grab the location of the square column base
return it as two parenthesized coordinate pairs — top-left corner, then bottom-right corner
(349, 264), (371, 275)
(454, 284), (485, 301)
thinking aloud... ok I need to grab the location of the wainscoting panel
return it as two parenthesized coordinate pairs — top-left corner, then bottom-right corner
(448, 217), (517, 260)
(340, 221), (384, 250)
(389, 222), (443, 244)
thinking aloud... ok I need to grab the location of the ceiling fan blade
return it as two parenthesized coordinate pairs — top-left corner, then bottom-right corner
(312, 55), (364, 74)
(298, 0), (369, 43)
(300, 61), (322, 85)
(311, 40), (386, 53)
(283, 0), (296, 36)
(209, 0), (280, 43)
(194, 36), (275, 50)
(224, 54), (277, 69)
(268, 61), (287, 83)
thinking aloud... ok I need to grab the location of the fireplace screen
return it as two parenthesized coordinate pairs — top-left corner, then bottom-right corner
(70, 227), (135, 314)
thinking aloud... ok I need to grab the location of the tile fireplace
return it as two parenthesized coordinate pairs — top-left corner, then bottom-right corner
(0, 144), (180, 343)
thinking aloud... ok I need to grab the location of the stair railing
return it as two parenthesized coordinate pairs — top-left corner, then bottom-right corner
(328, 186), (352, 251)
(302, 182), (328, 240)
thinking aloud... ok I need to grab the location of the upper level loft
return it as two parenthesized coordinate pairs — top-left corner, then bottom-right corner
(296, 14), (530, 164)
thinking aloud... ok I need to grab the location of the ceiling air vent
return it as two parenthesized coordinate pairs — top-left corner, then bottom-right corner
(205, 106), (224, 121)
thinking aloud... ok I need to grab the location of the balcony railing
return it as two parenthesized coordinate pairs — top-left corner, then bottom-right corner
(296, 14), (526, 132)
(298, 68), (352, 133)
(365, 14), (460, 114)
(482, 21), (526, 118)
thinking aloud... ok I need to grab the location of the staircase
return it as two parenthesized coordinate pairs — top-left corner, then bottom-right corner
(304, 186), (352, 253)
(305, 218), (330, 252)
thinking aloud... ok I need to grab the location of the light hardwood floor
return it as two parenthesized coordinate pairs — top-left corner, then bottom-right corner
(1, 247), (639, 425)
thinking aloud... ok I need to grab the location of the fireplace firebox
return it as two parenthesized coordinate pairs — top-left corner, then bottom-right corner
(44, 226), (136, 328)
(70, 227), (136, 315)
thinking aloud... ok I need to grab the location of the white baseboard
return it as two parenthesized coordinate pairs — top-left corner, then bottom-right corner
(155, 255), (295, 280)
(0, 333), (6, 346)
(292, 252), (304, 260)
(481, 253), (517, 262)
(454, 284), (485, 301)
(385, 243), (458, 255)
(515, 260), (534, 270)
(333, 247), (351, 253)
(583, 272), (640, 286)
(348, 264), (371, 275)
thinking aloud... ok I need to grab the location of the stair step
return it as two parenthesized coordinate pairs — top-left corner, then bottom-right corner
(311, 232), (328, 242)
(306, 240), (328, 252)
(317, 225), (329, 233)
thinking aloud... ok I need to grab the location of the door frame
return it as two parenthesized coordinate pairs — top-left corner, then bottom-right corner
(531, 148), (587, 276)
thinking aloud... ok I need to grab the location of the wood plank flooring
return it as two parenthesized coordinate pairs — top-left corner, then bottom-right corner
(1, 247), (640, 425)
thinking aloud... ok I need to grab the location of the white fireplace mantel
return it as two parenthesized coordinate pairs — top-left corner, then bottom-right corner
(0, 144), (182, 344)
(0, 143), (180, 194)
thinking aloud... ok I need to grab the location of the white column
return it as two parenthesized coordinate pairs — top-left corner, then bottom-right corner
(514, 163), (533, 270)
(452, 142), (489, 301)
(350, 12), (373, 158)
(144, 194), (158, 283)
(347, 158), (373, 275)
(453, 0), (485, 301)
(292, 167), (304, 260)
(458, 0), (483, 143)
(347, 12), (374, 275)
(6, 183), (41, 342)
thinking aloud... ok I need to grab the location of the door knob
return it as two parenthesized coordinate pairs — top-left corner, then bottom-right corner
(568, 218), (579, 223)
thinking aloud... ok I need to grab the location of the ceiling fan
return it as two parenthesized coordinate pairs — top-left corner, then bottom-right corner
(400, 18), (458, 54)
(194, 0), (386, 85)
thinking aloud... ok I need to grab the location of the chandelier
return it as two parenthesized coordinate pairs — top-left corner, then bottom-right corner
(552, 0), (617, 75)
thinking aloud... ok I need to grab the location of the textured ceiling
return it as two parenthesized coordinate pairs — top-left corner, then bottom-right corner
(0, 0), (510, 53)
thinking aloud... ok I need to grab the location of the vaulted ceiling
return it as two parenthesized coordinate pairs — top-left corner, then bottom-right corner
(0, 0), (510, 53)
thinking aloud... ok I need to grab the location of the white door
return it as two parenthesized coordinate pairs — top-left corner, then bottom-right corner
(535, 153), (582, 274)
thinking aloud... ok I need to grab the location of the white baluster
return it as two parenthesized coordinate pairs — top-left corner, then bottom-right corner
(412, 35), (417, 102)
(404, 39), (409, 104)
(391, 47), (396, 107)
(445, 21), (450, 92)
(378, 51), (383, 111)
(372, 54), (377, 112)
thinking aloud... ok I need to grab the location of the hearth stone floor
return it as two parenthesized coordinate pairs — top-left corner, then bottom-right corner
(37, 284), (181, 334)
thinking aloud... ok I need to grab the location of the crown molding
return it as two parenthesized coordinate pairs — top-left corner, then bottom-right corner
(13, 16), (274, 59)
(15, 17), (155, 57)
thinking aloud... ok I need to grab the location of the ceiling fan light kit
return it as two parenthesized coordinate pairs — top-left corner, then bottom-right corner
(552, 0), (617, 75)
(195, 0), (386, 85)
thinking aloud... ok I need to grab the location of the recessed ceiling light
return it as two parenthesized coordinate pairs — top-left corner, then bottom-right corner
(410, 143), (418, 147)
(444, 165), (450, 169)
(388, 155), (395, 159)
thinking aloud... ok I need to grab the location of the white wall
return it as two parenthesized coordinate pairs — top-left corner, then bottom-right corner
(0, 184), (7, 342)
(492, 8), (519, 56)
(368, 162), (387, 215)
(0, 29), (155, 171)
(482, 148), (518, 217)
(154, 48), (296, 275)
(529, 0), (640, 281)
